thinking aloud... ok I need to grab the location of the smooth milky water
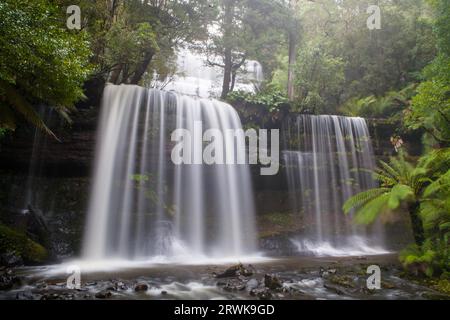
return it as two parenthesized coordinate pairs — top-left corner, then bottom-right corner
(82, 84), (257, 262)
(284, 115), (387, 256)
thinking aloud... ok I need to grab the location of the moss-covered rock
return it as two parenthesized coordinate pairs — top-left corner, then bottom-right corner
(326, 275), (356, 288)
(0, 224), (48, 265)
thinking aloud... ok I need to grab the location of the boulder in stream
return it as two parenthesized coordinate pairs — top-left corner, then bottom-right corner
(264, 274), (283, 290)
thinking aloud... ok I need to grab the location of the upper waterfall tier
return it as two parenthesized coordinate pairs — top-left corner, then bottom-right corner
(157, 49), (263, 98)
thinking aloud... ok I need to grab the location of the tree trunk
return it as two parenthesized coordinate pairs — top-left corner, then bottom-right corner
(230, 70), (237, 92)
(287, 29), (297, 100)
(221, 48), (232, 99)
(128, 51), (155, 85)
(408, 201), (425, 246)
(109, 65), (122, 84)
(77, 76), (106, 109)
(220, 0), (234, 99)
(287, 0), (299, 100)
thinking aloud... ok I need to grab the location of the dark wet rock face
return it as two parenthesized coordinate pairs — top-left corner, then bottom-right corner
(0, 251), (23, 267)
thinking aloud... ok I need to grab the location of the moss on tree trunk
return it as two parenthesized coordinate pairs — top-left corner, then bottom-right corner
(408, 201), (425, 246)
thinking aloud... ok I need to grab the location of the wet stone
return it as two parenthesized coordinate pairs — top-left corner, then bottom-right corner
(41, 293), (63, 300)
(115, 281), (128, 291)
(16, 290), (35, 300)
(246, 278), (259, 291)
(0, 269), (20, 291)
(264, 274), (283, 291)
(250, 287), (272, 300)
(95, 290), (112, 299)
(215, 264), (253, 278)
(134, 283), (149, 292)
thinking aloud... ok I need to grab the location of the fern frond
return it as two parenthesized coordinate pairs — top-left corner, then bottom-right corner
(2, 80), (58, 140)
(378, 160), (401, 182)
(387, 184), (414, 209)
(343, 188), (389, 214)
(423, 169), (450, 197)
(354, 193), (391, 225)
(372, 169), (397, 186)
(390, 156), (414, 184)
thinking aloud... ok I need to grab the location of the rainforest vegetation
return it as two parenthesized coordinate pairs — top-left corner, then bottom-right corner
(0, 0), (449, 298)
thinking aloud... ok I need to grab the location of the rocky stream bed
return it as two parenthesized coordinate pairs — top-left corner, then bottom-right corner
(0, 254), (448, 300)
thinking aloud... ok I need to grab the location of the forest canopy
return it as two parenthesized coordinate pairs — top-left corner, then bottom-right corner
(0, 0), (448, 148)
(0, 0), (91, 137)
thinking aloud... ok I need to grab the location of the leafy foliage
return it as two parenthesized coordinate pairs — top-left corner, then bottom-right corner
(339, 84), (418, 120)
(227, 86), (289, 129)
(344, 149), (450, 277)
(405, 55), (450, 144)
(227, 88), (289, 112)
(74, 0), (214, 85)
(0, 0), (92, 136)
(201, 0), (289, 98)
(293, 47), (345, 113)
(0, 224), (48, 264)
(399, 238), (449, 277)
(343, 155), (423, 226)
(403, 0), (450, 146)
(270, 0), (435, 113)
(104, 21), (159, 80)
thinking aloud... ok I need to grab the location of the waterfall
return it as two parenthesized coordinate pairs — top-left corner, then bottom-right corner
(23, 107), (57, 211)
(160, 49), (263, 98)
(284, 115), (387, 256)
(82, 84), (257, 261)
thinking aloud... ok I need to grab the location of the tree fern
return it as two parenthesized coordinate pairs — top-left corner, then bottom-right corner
(354, 193), (391, 225)
(378, 160), (401, 182)
(423, 169), (450, 197)
(418, 148), (450, 177)
(372, 168), (397, 186)
(419, 199), (447, 231)
(343, 153), (432, 240)
(343, 188), (389, 214)
(387, 184), (415, 209)
(1, 79), (58, 140)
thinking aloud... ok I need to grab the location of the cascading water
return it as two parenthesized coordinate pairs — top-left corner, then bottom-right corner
(284, 115), (387, 256)
(22, 107), (60, 212)
(161, 49), (263, 98)
(82, 84), (257, 262)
